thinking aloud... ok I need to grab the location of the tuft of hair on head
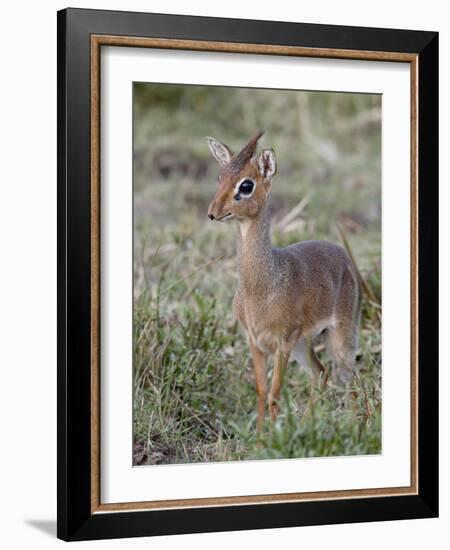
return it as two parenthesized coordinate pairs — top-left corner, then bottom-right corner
(227, 130), (264, 172)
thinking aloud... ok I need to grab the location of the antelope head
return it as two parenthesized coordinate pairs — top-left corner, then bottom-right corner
(207, 131), (277, 222)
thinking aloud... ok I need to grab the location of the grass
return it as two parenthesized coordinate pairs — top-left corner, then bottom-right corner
(132, 84), (382, 466)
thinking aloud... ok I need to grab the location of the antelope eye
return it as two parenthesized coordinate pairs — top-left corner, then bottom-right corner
(238, 179), (254, 195)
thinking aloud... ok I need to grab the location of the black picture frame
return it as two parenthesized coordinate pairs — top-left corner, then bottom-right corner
(57, 7), (438, 541)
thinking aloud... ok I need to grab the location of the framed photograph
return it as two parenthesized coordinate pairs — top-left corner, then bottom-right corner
(57, 8), (438, 541)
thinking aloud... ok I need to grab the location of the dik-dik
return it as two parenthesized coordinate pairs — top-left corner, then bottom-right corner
(207, 132), (361, 431)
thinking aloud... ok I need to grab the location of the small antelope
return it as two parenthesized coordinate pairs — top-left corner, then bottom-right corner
(206, 131), (361, 431)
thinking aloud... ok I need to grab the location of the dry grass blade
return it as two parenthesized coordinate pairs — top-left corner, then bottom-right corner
(173, 393), (220, 439)
(276, 196), (309, 232)
(157, 254), (226, 298)
(336, 222), (379, 306)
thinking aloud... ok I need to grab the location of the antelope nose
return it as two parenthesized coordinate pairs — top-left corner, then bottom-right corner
(208, 213), (215, 220)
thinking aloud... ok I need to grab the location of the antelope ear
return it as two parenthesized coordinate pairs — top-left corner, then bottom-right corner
(254, 148), (277, 178)
(207, 137), (232, 167)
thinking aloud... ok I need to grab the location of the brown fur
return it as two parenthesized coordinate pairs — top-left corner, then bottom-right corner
(207, 132), (361, 430)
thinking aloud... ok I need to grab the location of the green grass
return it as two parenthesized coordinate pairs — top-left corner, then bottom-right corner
(132, 84), (382, 465)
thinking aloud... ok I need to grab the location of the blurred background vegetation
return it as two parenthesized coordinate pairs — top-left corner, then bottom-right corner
(133, 83), (382, 466)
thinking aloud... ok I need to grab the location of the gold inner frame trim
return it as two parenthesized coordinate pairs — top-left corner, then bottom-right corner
(90, 34), (419, 514)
